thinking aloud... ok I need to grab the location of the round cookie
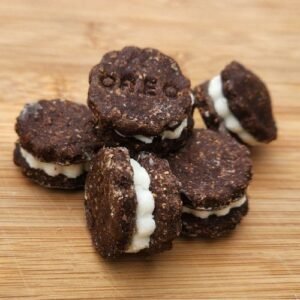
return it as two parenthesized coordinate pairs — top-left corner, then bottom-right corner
(194, 61), (277, 145)
(84, 147), (182, 258)
(88, 46), (194, 156)
(14, 99), (101, 189)
(167, 129), (252, 238)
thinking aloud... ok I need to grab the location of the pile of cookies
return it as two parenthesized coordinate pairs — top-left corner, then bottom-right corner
(14, 46), (277, 258)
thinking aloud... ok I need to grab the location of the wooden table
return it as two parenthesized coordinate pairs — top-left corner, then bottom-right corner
(0, 1), (299, 299)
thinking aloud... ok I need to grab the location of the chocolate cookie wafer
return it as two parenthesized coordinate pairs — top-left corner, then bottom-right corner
(88, 46), (194, 156)
(167, 129), (252, 238)
(194, 61), (277, 145)
(14, 99), (101, 189)
(84, 147), (182, 258)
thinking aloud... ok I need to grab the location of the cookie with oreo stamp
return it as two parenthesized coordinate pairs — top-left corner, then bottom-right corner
(88, 46), (194, 156)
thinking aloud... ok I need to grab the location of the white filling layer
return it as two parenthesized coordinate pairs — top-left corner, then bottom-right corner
(20, 147), (89, 178)
(182, 194), (247, 219)
(115, 118), (188, 144)
(208, 75), (261, 145)
(132, 134), (154, 144)
(161, 118), (188, 140)
(190, 91), (195, 105)
(126, 159), (156, 253)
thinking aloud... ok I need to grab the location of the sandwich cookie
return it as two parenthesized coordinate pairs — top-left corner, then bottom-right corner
(167, 129), (252, 238)
(88, 46), (194, 156)
(14, 99), (101, 189)
(84, 147), (182, 258)
(194, 61), (277, 145)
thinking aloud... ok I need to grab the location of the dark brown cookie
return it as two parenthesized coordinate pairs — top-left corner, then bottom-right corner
(137, 152), (182, 253)
(85, 147), (136, 258)
(14, 143), (86, 189)
(14, 99), (101, 189)
(182, 200), (248, 238)
(194, 61), (277, 145)
(84, 147), (182, 258)
(88, 46), (193, 154)
(194, 81), (221, 131)
(16, 99), (101, 164)
(167, 129), (252, 238)
(168, 129), (252, 209)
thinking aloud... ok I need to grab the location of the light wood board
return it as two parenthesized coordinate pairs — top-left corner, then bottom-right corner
(0, 0), (299, 299)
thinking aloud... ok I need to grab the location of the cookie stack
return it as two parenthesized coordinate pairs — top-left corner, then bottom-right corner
(14, 46), (277, 258)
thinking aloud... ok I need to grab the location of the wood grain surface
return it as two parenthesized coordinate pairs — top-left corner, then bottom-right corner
(0, 0), (299, 299)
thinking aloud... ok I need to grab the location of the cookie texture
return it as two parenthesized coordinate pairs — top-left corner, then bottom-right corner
(194, 81), (223, 131)
(222, 61), (277, 142)
(182, 200), (249, 238)
(194, 61), (277, 143)
(16, 99), (101, 164)
(88, 46), (192, 136)
(84, 147), (136, 258)
(167, 129), (252, 209)
(14, 143), (86, 189)
(84, 148), (182, 258)
(137, 152), (182, 253)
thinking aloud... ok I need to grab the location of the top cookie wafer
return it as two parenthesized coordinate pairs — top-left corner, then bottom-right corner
(222, 61), (277, 141)
(15, 99), (100, 164)
(88, 46), (192, 136)
(167, 129), (252, 210)
(194, 61), (277, 145)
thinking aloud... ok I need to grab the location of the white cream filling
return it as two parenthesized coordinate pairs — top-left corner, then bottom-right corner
(183, 194), (247, 219)
(208, 75), (261, 145)
(160, 118), (188, 140)
(20, 147), (89, 178)
(126, 159), (156, 253)
(132, 134), (154, 144)
(115, 118), (188, 144)
(190, 91), (195, 105)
